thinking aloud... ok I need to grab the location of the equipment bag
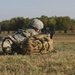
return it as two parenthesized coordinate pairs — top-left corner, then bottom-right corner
(22, 34), (53, 54)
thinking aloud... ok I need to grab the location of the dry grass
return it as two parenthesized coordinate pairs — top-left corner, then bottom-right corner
(0, 33), (75, 75)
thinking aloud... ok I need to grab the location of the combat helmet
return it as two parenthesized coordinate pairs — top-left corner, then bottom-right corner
(30, 19), (44, 30)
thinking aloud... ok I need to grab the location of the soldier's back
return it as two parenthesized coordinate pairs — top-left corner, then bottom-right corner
(23, 29), (38, 38)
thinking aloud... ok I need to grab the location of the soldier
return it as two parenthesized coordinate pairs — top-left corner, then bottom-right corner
(2, 19), (44, 54)
(10, 18), (44, 44)
(23, 18), (44, 38)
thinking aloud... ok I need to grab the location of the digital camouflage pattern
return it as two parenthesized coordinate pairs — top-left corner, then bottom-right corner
(12, 28), (39, 44)
(29, 19), (44, 30)
(23, 29), (38, 38)
(2, 19), (54, 55)
(2, 29), (39, 54)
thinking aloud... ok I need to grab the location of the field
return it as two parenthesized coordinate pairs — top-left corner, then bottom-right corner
(0, 33), (75, 75)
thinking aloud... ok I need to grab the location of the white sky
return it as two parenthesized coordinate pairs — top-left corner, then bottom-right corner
(0, 0), (75, 21)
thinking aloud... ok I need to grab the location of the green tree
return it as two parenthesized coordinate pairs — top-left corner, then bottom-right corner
(55, 17), (63, 32)
(15, 17), (25, 30)
(40, 15), (48, 27)
(1, 20), (10, 31)
(10, 18), (16, 31)
(62, 16), (71, 33)
(70, 19), (75, 32)
(48, 17), (56, 29)
(23, 18), (30, 28)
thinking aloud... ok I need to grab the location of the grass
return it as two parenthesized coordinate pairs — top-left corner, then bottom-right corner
(0, 33), (75, 75)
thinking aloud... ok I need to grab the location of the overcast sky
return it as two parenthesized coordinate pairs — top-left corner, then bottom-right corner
(0, 0), (75, 21)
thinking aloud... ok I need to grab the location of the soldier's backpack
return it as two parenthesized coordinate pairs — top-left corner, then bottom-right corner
(22, 34), (53, 54)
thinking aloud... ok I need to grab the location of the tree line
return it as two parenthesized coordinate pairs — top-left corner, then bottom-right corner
(0, 15), (75, 33)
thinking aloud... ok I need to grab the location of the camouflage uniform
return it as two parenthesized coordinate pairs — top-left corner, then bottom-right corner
(13, 19), (44, 44)
(21, 19), (54, 54)
(23, 29), (38, 38)
(12, 29), (38, 44)
(2, 19), (44, 54)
